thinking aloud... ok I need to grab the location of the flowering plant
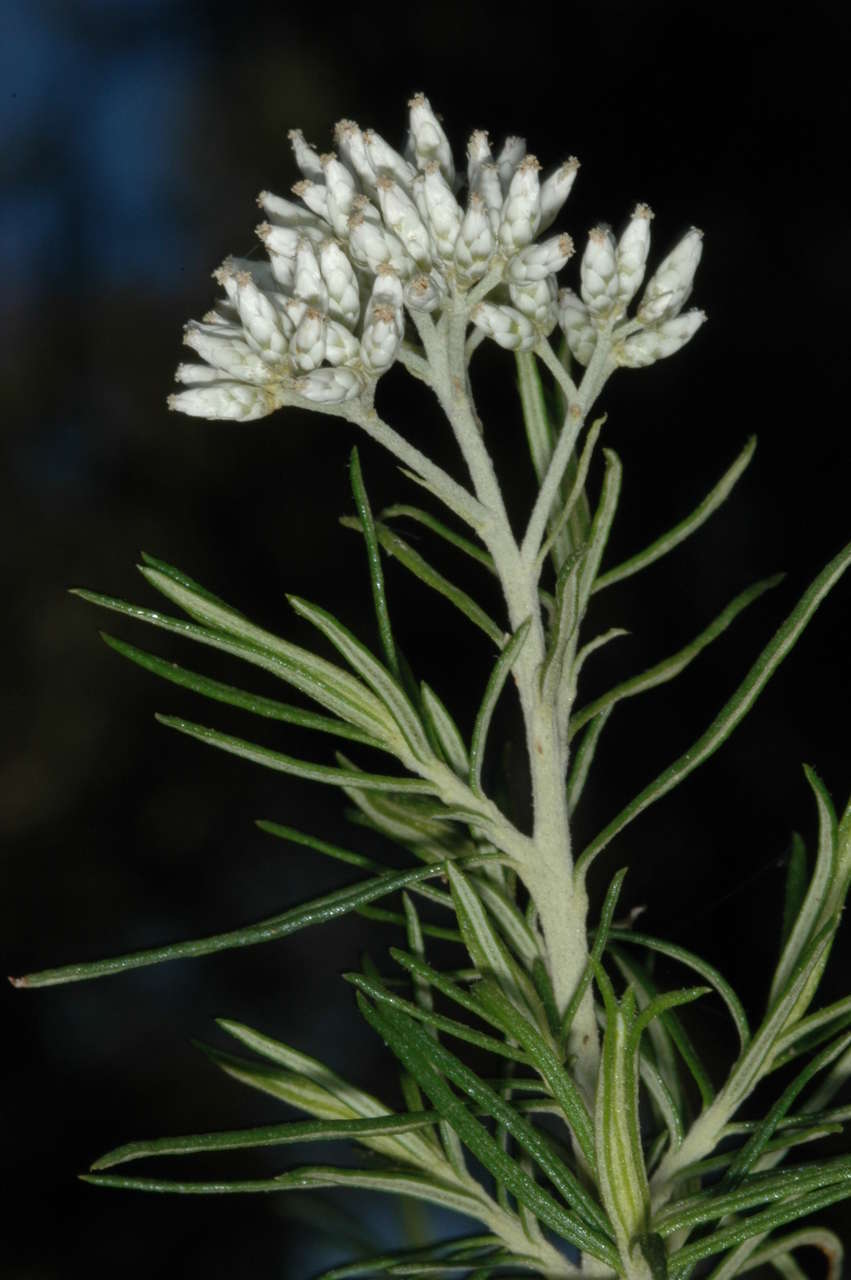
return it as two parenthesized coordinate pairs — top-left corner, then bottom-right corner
(15, 94), (851, 1279)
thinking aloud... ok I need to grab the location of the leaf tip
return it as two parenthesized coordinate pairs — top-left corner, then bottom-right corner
(8, 974), (28, 989)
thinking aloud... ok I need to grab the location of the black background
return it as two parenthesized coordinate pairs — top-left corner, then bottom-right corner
(4, 0), (851, 1274)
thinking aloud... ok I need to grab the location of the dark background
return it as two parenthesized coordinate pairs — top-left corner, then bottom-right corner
(4, 1), (850, 1274)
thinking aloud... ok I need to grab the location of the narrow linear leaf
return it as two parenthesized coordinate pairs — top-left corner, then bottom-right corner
(537, 416), (606, 572)
(780, 833), (808, 953)
(594, 436), (757, 592)
(569, 575), (784, 741)
(421, 683), (470, 777)
(341, 517), (503, 647)
(566, 707), (613, 817)
(100, 632), (383, 748)
(11, 854), (488, 989)
(576, 542), (851, 884)
(380, 505), (495, 573)
(139, 550), (235, 610)
(577, 448), (622, 612)
(560, 867), (628, 1048)
(350, 446), (400, 680)
(740, 1228), (844, 1280)
(469, 619), (531, 796)
(157, 715), (435, 792)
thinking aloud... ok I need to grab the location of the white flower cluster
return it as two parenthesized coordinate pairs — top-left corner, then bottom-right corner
(559, 208), (706, 369)
(169, 95), (705, 422)
(169, 94), (582, 421)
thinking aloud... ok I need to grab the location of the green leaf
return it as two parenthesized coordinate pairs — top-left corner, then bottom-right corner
(472, 978), (596, 1171)
(539, 546), (586, 708)
(566, 707), (613, 816)
(769, 767), (838, 1005)
(469, 619), (531, 796)
(738, 1228), (844, 1280)
(779, 833), (808, 953)
(255, 820), (387, 872)
(637, 1232), (669, 1280)
(380, 505), (495, 573)
(350, 446), (400, 681)
(420, 683), (470, 777)
(447, 864), (544, 1024)
(157, 715), (435, 792)
(91, 1110), (448, 1171)
(100, 632), (384, 748)
(576, 448), (622, 613)
(73, 588), (400, 746)
(341, 517), (503, 647)
(606, 929), (750, 1054)
(569, 575), (784, 741)
(593, 436), (757, 593)
(358, 994), (618, 1266)
(560, 867), (628, 1049)
(11, 854), (488, 989)
(575, 541), (851, 885)
(287, 595), (431, 761)
(537, 416), (606, 572)
(139, 550), (234, 610)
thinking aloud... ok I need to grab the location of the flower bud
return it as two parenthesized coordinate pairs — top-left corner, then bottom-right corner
(454, 192), (495, 282)
(216, 265), (288, 362)
(256, 222), (300, 289)
(375, 176), (432, 269)
(407, 93), (454, 184)
(363, 128), (416, 188)
(507, 233), (574, 283)
(473, 162), (503, 233)
(616, 203), (654, 306)
(348, 211), (414, 276)
(324, 319), (361, 366)
(174, 362), (221, 385)
(638, 227), (703, 323)
(288, 128), (324, 183)
(321, 154), (358, 237)
(558, 287), (596, 366)
(184, 322), (275, 383)
(466, 129), (492, 192)
(499, 156), (542, 254)
(318, 239), (360, 327)
(405, 271), (446, 313)
(580, 226), (620, 316)
(334, 119), (374, 186)
(168, 382), (274, 421)
(296, 367), (363, 404)
(496, 136), (526, 192)
(293, 238), (328, 311)
(615, 309), (706, 367)
(539, 158), (580, 232)
(291, 308), (327, 372)
(257, 191), (325, 234)
(420, 164), (462, 259)
(509, 276), (558, 331)
(471, 301), (537, 352)
(361, 303), (403, 373)
(292, 178), (329, 224)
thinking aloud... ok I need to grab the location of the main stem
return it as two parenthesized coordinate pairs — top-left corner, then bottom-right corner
(432, 300), (600, 1099)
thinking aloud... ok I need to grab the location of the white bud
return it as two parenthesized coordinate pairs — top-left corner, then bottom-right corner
(321, 153), (358, 237)
(496, 135), (526, 192)
(288, 128), (324, 183)
(168, 382), (274, 421)
(257, 222), (302, 289)
(363, 128), (416, 188)
(291, 308), (327, 372)
(473, 162), (504, 233)
(616, 309), (706, 367)
(466, 130), (492, 191)
(509, 277), (558, 331)
(184, 322), (275, 383)
(616, 204), (654, 306)
(638, 227), (703, 323)
(292, 178), (330, 224)
(472, 301), (537, 352)
(407, 92), (454, 185)
(539, 158), (580, 232)
(348, 211), (414, 276)
(174, 362), (222, 385)
(499, 156), (542, 254)
(375, 176), (432, 268)
(217, 266), (288, 362)
(325, 319), (361, 366)
(404, 271), (446, 313)
(256, 191), (326, 235)
(558, 287), (596, 366)
(318, 240), (360, 328)
(420, 164), (462, 258)
(334, 119), (374, 186)
(454, 192), (495, 282)
(360, 271), (404, 374)
(580, 226), (620, 316)
(507, 232), (574, 283)
(293, 238), (328, 310)
(296, 367), (363, 404)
